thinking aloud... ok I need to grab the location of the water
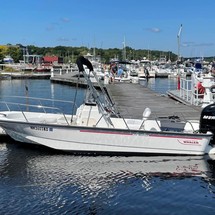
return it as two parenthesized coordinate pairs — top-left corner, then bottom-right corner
(0, 78), (215, 215)
(0, 79), (86, 114)
(140, 78), (178, 94)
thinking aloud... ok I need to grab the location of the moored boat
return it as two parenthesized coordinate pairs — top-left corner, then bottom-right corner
(0, 56), (215, 155)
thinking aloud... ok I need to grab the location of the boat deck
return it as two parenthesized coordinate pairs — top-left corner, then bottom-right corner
(106, 82), (202, 120)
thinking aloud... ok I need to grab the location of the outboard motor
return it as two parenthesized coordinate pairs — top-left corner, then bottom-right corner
(200, 103), (215, 144)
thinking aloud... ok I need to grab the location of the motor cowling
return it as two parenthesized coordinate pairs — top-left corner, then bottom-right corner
(200, 103), (215, 144)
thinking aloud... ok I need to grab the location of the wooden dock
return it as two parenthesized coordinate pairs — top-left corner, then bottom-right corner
(0, 71), (51, 79)
(51, 74), (202, 121)
(50, 73), (100, 88)
(106, 82), (202, 120)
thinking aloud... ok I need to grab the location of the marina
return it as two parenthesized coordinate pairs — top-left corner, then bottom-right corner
(0, 56), (215, 156)
(49, 69), (202, 120)
(1, 67), (215, 214)
(1, 0), (215, 213)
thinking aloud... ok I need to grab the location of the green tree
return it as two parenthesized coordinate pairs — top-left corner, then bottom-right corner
(7, 46), (23, 63)
(1, 44), (181, 63)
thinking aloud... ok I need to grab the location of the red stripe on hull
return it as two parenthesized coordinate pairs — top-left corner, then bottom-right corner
(80, 130), (133, 135)
(148, 134), (202, 140)
(80, 130), (203, 140)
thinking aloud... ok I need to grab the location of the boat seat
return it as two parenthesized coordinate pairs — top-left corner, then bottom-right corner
(142, 107), (151, 120)
(139, 107), (152, 129)
(126, 119), (143, 129)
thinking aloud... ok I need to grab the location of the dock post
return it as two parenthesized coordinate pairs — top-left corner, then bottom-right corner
(177, 75), (180, 90)
(51, 68), (54, 77)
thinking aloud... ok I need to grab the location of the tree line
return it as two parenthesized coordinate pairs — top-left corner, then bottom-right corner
(3, 43), (208, 64)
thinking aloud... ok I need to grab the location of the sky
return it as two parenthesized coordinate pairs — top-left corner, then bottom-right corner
(1, 0), (215, 57)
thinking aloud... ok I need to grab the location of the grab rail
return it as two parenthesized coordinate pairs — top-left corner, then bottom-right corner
(0, 96), (78, 126)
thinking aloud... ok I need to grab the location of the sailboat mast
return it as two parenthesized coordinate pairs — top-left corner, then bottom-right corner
(177, 24), (183, 62)
(122, 36), (126, 61)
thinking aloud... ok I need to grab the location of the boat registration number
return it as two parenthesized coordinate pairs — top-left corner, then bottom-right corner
(30, 126), (53, 132)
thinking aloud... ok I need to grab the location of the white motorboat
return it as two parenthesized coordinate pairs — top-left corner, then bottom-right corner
(0, 56), (215, 155)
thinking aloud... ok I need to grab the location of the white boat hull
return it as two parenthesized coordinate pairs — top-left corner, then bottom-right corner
(0, 118), (212, 155)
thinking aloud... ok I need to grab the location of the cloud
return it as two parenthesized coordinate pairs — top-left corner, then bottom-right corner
(45, 22), (60, 31)
(182, 42), (214, 47)
(45, 17), (70, 31)
(57, 37), (70, 42)
(46, 25), (55, 31)
(145, 27), (161, 33)
(60, 17), (70, 23)
(150, 27), (161, 33)
(182, 42), (194, 47)
(195, 42), (214, 47)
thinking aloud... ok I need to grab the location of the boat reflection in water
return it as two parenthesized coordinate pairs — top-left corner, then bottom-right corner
(1, 142), (215, 214)
(2, 143), (215, 187)
(27, 153), (215, 189)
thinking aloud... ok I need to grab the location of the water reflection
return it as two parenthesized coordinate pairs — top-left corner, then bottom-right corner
(1, 141), (215, 214)
(2, 141), (215, 188)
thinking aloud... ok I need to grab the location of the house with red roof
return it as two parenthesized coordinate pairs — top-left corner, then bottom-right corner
(42, 56), (64, 66)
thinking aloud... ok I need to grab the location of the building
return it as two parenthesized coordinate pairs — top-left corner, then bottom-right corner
(42, 56), (64, 66)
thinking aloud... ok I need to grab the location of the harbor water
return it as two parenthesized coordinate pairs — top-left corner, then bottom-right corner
(0, 78), (215, 215)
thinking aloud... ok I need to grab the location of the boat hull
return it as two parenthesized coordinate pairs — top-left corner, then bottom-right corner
(0, 120), (213, 155)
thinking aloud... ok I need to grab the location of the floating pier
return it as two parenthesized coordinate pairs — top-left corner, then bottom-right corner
(106, 82), (201, 120)
(51, 73), (202, 120)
